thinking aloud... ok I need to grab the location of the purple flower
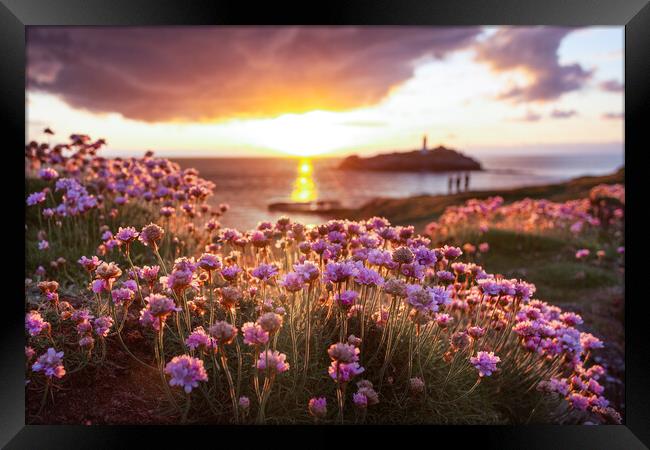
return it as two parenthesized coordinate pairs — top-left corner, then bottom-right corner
(336, 290), (359, 309)
(25, 311), (48, 336)
(38, 240), (49, 251)
(92, 279), (108, 294)
(280, 272), (305, 292)
(567, 393), (591, 411)
(198, 253), (222, 271)
(470, 351), (501, 377)
(251, 263), (279, 282)
(78, 255), (102, 272)
(256, 350), (290, 374)
(441, 245), (463, 259)
(139, 223), (165, 247)
(143, 294), (180, 319)
(580, 333), (604, 351)
(293, 261), (320, 283)
(32, 348), (65, 379)
(115, 226), (139, 243)
(185, 326), (214, 351)
(242, 322), (270, 346)
(239, 396), (251, 410)
(111, 287), (135, 306)
(327, 342), (360, 363)
(353, 392), (368, 408)
(26, 191), (46, 206)
(93, 316), (114, 337)
(323, 261), (357, 284)
(39, 168), (59, 181)
(140, 265), (160, 283)
(208, 321), (238, 345)
(354, 266), (384, 286)
(575, 249), (590, 259)
(328, 361), (365, 383)
(308, 397), (327, 418)
(164, 355), (208, 393)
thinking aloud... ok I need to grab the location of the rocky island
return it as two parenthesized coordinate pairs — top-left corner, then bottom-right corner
(338, 136), (482, 172)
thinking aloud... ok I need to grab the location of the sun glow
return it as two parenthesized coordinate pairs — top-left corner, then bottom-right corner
(290, 159), (317, 202)
(236, 111), (364, 157)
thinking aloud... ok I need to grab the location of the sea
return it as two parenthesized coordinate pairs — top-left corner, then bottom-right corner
(173, 152), (624, 230)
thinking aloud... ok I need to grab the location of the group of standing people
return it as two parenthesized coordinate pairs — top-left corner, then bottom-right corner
(448, 172), (470, 194)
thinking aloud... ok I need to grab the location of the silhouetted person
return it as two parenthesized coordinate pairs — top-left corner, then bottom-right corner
(465, 172), (470, 192)
(455, 174), (461, 193)
(448, 175), (453, 194)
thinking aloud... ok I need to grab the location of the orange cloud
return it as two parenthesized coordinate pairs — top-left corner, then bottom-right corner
(27, 26), (482, 123)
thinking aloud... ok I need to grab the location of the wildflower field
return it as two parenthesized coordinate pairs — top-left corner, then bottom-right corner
(25, 134), (624, 425)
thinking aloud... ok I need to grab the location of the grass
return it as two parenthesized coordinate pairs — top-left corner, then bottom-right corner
(24, 168), (625, 424)
(350, 167), (624, 230)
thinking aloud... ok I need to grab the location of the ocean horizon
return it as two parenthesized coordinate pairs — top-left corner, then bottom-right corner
(172, 151), (624, 230)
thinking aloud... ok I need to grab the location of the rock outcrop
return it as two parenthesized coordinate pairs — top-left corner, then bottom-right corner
(339, 145), (482, 172)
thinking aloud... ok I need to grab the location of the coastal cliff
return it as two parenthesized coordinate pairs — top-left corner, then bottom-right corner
(338, 145), (482, 172)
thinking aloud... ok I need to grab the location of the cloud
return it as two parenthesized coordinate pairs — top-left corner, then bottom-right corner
(602, 112), (624, 120)
(26, 27), (482, 123)
(550, 109), (577, 119)
(599, 79), (624, 92)
(512, 110), (542, 122)
(475, 27), (592, 103)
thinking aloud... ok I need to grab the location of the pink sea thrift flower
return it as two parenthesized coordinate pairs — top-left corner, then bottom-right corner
(470, 351), (501, 377)
(26, 191), (46, 206)
(568, 393), (591, 411)
(185, 326), (214, 351)
(78, 255), (102, 272)
(198, 253), (222, 272)
(93, 316), (114, 337)
(111, 287), (135, 306)
(256, 312), (283, 335)
(575, 249), (590, 260)
(164, 355), (208, 393)
(336, 290), (358, 309)
(251, 263), (279, 281)
(208, 321), (238, 345)
(241, 322), (270, 346)
(293, 261), (320, 283)
(25, 311), (49, 336)
(115, 226), (138, 243)
(256, 350), (289, 374)
(32, 348), (65, 379)
(139, 223), (165, 248)
(328, 361), (365, 383)
(308, 397), (327, 418)
(239, 396), (250, 411)
(92, 279), (108, 294)
(140, 265), (160, 284)
(353, 392), (368, 408)
(25, 346), (36, 361)
(280, 272), (305, 292)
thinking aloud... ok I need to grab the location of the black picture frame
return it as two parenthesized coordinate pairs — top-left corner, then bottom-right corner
(3, 0), (649, 447)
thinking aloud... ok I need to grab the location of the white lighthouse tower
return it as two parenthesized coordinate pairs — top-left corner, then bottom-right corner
(421, 134), (428, 154)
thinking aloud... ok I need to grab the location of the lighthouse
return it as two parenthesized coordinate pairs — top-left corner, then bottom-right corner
(421, 134), (428, 154)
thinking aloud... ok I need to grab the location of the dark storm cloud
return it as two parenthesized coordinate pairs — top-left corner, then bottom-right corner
(550, 109), (577, 119)
(599, 79), (624, 92)
(27, 27), (482, 123)
(475, 27), (592, 103)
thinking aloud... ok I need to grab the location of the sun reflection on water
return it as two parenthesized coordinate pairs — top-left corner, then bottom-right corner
(291, 158), (317, 202)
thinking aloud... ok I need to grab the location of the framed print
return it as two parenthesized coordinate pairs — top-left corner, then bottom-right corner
(2, 0), (649, 447)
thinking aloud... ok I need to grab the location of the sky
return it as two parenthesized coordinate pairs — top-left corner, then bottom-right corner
(26, 26), (624, 158)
